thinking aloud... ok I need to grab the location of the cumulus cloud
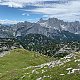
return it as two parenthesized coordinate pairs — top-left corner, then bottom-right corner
(0, 0), (53, 8)
(27, 1), (80, 15)
(21, 0), (80, 21)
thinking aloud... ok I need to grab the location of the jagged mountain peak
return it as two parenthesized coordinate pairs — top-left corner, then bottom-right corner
(0, 17), (80, 41)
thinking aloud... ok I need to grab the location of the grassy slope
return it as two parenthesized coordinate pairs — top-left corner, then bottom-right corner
(0, 49), (80, 80)
(0, 49), (53, 80)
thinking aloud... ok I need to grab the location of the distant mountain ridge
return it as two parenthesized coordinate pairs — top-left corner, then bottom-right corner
(0, 18), (80, 41)
(15, 18), (80, 41)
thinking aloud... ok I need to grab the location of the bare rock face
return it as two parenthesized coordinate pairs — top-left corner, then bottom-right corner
(38, 18), (80, 34)
(1, 17), (80, 41)
(14, 18), (80, 41)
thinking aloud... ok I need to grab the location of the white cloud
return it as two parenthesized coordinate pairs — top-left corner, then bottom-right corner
(0, 2), (24, 8)
(0, 0), (53, 8)
(0, 0), (80, 21)
(22, 13), (30, 16)
(26, 14), (30, 16)
(21, 0), (80, 21)
(0, 19), (23, 24)
(25, 1), (80, 14)
(43, 15), (49, 18)
(0, 18), (39, 24)
(22, 13), (26, 16)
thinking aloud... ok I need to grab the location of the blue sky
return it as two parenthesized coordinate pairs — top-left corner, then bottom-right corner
(0, 0), (80, 24)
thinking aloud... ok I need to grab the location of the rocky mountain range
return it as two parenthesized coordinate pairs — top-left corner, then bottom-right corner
(1, 18), (80, 41)
(15, 18), (80, 41)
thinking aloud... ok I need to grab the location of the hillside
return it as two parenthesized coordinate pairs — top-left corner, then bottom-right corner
(17, 34), (58, 56)
(0, 48), (53, 80)
(0, 48), (80, 80)
(17, 34), (80, 57)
